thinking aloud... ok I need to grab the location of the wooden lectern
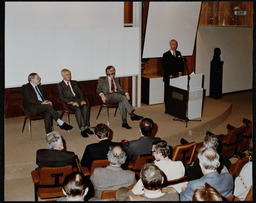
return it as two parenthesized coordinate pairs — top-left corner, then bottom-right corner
(167, 73), (204, 120)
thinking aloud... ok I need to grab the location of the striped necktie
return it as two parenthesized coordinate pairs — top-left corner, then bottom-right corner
(35, 85), (44, 101)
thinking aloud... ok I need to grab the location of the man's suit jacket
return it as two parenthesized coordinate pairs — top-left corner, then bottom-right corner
(57, 80), (85, 104)
(96, 76), (126, 96)
(125, 136), (161, 163)
(162, 50), (184, 82)
(36, 149), (76, 174)
(80, 139), (121, 170)
(180, 171), (233, 201)
(90, 165), (136, 198)
(21, 83), (51, 115)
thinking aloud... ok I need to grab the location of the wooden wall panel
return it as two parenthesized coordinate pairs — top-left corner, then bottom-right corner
(124, 2), (133, 24)
(199, 1), (253, 26)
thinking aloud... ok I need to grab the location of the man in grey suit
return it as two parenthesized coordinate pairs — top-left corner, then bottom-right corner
(57, 69), (93, 138)
(180, 147), (233, 201)
(22, 73), (73, 135)
(96, 65), (143, 129)
(90, 146), (136, 198)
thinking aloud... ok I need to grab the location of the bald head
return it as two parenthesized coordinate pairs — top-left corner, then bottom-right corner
(61, 68), (71, 81)
(169, 39), (178, 51)
(107, 146), (127, 166)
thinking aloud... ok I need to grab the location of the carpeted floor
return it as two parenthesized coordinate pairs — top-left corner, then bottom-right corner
(4, 90), (252, 201)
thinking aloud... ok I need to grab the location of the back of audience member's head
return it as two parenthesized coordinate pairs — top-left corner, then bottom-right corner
(152, 140), (170, 158)
(46, 131), (63, 150)
(140, 163), (164, 191)
(62, 172), (88, 200)
(198, 147), (220, 170)
(191, 182), (223, 201)
(107, 146), (127, 165)
(94, 123), (109, 139)
(203, 133), (219, 150)
(139, 118), (154, 137)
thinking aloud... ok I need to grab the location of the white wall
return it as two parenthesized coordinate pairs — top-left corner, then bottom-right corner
(5, 2), (140, 88)
(196, 26), (253, 95)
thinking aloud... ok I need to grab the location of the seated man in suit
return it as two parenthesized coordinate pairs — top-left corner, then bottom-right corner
(184, 133), (230, 180)
(36, 131), (76, 174)
(22, 73), (72, 135)
(123, 118), (161, 164)
(57, 68), (93, 138)
(80, 123), (120, 170)
(180, 147), (233, 201)
(96, 65), (143, 129)
(116, 163), (179, 201)
(90, 146), (136, 198)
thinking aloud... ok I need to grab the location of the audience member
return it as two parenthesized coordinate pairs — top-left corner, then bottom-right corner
(184, 133), (230, 180)
(90, 146), (136, 198)
(191, 182), (223, 201)
(36, 131), (76, 174)
(233, 139), (252, 201)
(57, 172), (89, 201)
(123, 118), (161, 163)
(80, 123), (120, 170)
(96, 65), (143, 129)
(116, 163), (179, 201)
(152, 140), (185, 181)
(180, 147), (233, 201)
(22, 73), (73, 135)
(57, 69), (93, 138)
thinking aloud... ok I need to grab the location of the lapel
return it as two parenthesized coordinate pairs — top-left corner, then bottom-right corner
(62, 80), (74, 96)
(28, 83), (39, 99)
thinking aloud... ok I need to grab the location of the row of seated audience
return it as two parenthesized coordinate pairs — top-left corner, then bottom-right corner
(35, 117), (253, 201)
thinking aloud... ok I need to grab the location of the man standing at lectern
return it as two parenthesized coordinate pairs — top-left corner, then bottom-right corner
(162, 39), (184, 113)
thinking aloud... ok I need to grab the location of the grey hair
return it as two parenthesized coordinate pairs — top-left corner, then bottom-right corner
(198, 147), (220, 170)
(203, 134), (219, 150)
(46, 131), (62, 149)
(107, 146), (127, 165)
(61, 68), (71, 75)
(28, 73), (38, 82)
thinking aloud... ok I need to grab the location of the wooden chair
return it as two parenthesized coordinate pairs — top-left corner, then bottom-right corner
(101, 184), (134, 200)
(172, 142), (197, 165)
(217, 125), (245, 158)
(80, 159), (110, 177)
(31, 165), (73, 202)
(20, 104), (44, 139)
(96, 100), (118, 125)
(59, 97), (90, 125)
(128, 154), (155, 178)
(229, 156), (249, 176)
(237, 119), (252, 152)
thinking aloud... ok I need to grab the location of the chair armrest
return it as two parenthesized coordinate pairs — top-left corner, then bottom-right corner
(79, 166), (90, 176)
(31, 170), (40, 183)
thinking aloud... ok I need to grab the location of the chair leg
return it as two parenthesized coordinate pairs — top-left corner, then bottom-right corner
(29, 118), (32, 139)
(60, 110), (65, 119)
(67, 111), (70, 125)
(96, 105), (103, 120)
(106, 107), (110, 126)
(114, 107), (118, 117)
(22, 116), (27, 133)
(34, 183), (38, 202)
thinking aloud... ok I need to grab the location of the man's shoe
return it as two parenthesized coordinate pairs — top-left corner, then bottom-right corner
(131, 114), (143, 121)
(122, 123), (132, 129)
(85, 128), (94, 135)
(81, 130), (89, 138)
(59, 122), (73, 131)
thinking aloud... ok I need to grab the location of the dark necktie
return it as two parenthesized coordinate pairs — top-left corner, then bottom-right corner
(111, 78), (115, 93)
(35, 85), (44, 101)
(67, 82), (75, 96)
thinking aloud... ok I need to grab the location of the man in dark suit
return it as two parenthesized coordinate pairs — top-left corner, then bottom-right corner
(21, 73), (73, 135)
(180, 147), (233, 201)
(36, 131), (76, 174)
(162, 39), (184, 113)
(57, 69), (93, 138)
(80, 123), (120, 170)
(96, 65), (143, 129)
(123, 118), (161, 163)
